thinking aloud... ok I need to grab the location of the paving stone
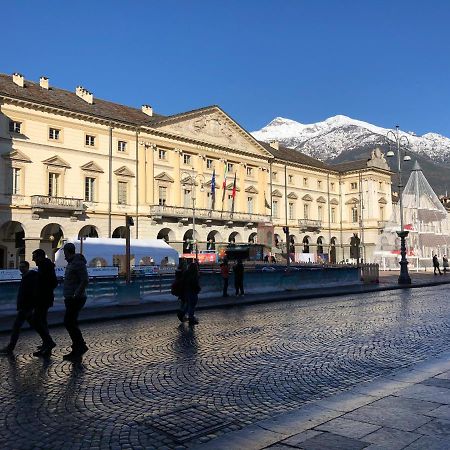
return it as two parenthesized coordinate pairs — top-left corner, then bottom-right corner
(315, 417), (380, 439)
(425, 405), (450, 420)
(414, 417), (450, 437)
(300, 432), (368, 450)
(362, 426), (421, 449)
(403, 435), (450, 450)
(436, 370), (450, 380)
(314, 391), (379, 413)
(369, 395), (441, 414)
(421, 377), (450, 389)
(395, 384), (450, 404)
(281, 429), (323, 446)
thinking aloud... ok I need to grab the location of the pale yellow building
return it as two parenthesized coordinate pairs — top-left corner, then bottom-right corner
(0, 72), (392, 268)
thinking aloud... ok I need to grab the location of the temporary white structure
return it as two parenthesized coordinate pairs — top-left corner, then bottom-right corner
(54, 238), (179, 268)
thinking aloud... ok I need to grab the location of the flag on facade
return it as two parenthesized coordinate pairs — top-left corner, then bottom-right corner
(264, 192), (271, 209)
(231, 173), (237, 212)
(221, 162), (228, 207)
(211, 169), (216, 209)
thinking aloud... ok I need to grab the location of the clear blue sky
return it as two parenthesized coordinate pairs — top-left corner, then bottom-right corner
(3, 0), (450, 136)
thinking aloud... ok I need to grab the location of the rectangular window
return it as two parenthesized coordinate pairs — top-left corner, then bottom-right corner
(84, 177), (95, 202)
(183, 189), (192, 208)
(12, 168), (21, 195)
(48, 172), (59, 197)
(207, 192), (214, 209)
(331, 207), (336, 223)
(227, 162), (234, 173)
(85, 134), (95, 146)
(288, 202), (295, 220)
(158, 149), (166, 160)
(118, 140), (127, 152)
(118, 181), (128, 205)
(246, 166), (253, 177)
(352, 207), (358, 223)
(380, 206), (385, 221)
(317, 180), (322, 189)
(49, 127), (60, 140)
(183, 154), (191, 165)
(272, 200), (279, 218)
(318, 205), (323, 221)
(330, 182), (335, 191)
(272, 171), (278, 181)
(288, 174), (294, 184)
(379, 181), (383, 191)
(303, 177), (308, 187)
(9, 121), (21, 133)
(351, 182), (358, 190)
(247, 196), (254, 214)
(158, 186), (167, 206)
(228, 194), (233, 210)
(303, 203), (309, 220)
(206, 158), (213, 169)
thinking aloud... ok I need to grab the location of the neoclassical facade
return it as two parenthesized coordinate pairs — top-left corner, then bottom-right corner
(0, 72), (393, 268)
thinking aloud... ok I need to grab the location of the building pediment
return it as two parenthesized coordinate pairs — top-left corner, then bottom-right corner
(272, 189), (283, 198)
(378, 197), (388, 204)
(226, 182), (240, 192)
(345, 197), (359, 205)
(150, 106), (273, 158)
(316, 196), (326, 203)
(114, 166), (135, 177)
(330, 198), (339, 205)
(42, 155), (71, 168)
(302, 194), (313, 201)
(80, 161), (104, 173)
(1, 149), (31, 163)
(245, 185), (259, 194)
(287, 192), (298, 199)
(204, 179), (221, 189)
(155, 172), (174, 183)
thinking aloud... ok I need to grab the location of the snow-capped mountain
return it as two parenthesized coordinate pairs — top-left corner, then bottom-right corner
(252, 116), (450, 164)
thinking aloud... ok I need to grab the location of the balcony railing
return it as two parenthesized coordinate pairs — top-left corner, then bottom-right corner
(31, 195), (84, 212)
(149, 204), (270, 223)
(298, 219), (322, 232)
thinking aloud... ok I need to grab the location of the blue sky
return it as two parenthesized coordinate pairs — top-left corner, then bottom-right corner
(3, 0), (450, 136)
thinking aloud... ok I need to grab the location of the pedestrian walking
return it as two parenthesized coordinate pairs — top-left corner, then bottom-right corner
(31, 249), (57, 356)
(433, 254), (442, 275)
(172, 259), (187, 322)
(62, 243), (89, 361)
(220, 259), (230, 297)
(182, 261), (201, 325)
(233, 259), (245, 296)
(443, 255), (449, 274)
(0, 261), (40, 356)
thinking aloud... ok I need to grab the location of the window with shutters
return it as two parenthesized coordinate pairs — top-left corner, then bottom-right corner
(118, 181), (128, 205)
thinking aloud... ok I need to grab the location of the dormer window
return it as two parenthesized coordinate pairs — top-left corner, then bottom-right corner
(9, 121), (21, 133)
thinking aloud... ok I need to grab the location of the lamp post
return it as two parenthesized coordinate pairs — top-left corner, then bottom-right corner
(386, 125), (411, 285)
(125, 215), (134, 284)
(182, 171), (205, 262)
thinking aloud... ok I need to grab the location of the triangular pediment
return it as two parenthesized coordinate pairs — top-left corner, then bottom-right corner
(155, 172), (174, 183)
(80, 161), (104, 173)
(114, 166), (135, 177)
(287, 192), (298, 199)
(245, 185), (259, 194)
(330, 198), (339, 205)
(226, 182), (240, 192)
(378, 197), (388, 204)
(1, 149), (31, 163)
(316, 196), (326, 203)
(204, 179), (221, 189)
(42, 155), (71, 168)
(149, 106), (273, 158)
(272, 189), (283, 198)
(181, 175), (196, 185)
(345, 197), (359, 205)
(302, 194), (313, 201)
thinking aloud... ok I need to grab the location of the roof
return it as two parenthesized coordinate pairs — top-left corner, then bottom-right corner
(0, 73), (164, 126)
(258, 141), (329, 170)
(329, 159), (371, 172)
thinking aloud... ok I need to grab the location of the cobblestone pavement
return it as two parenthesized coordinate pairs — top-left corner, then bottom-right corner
(0, 285), (450, 449)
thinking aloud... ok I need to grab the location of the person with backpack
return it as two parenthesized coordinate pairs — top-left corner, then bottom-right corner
(220, 259), (230, 297)
(182, 261), (201, 325)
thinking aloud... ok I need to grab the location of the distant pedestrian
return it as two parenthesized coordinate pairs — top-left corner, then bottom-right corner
(62, 243), (89, 361)
(172, 259), (187, 322)
(433, 254), (442, 275)
(233, 259), (245, 296)
(220, 260), (230, 297)
(443, 255), (449, 274)
(31, 249), (57, 357)
(0, 261), (41, 356)
(182, 261), (201, 325)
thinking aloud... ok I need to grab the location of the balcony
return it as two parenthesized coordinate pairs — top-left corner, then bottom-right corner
(298, 219), (322, 232)
(31, 195), (84, 215)
(149, 204), (270, 224)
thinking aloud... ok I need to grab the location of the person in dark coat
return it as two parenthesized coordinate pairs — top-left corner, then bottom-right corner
(233, 259), (245, 296)
(62, 243), (89, 361)
(182, 262), (201, 325)
(433, 254), (442, 275)
(173, 259), (187, 322)
(31, 249), (57, 356)
(443, 255), (449, 274)
(0, 261), (41, 355)
(220, 259), (230, 297)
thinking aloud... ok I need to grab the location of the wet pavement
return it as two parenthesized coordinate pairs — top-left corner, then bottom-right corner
(0, 283), (450, 449)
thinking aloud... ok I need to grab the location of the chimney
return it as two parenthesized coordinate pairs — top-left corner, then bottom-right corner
(12, 73), (24, 87)
(142, 104), (153, 117)
(75, 86), (93, 104)
(269, 140), (279, 150)
(39, 76), (49, 90)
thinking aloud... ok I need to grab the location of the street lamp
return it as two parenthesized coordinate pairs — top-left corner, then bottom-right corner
(386, 125), (411, 285)
(182, 171), (205, 262)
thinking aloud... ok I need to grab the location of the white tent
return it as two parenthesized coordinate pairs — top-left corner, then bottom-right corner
(55, 238), (179, 268)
